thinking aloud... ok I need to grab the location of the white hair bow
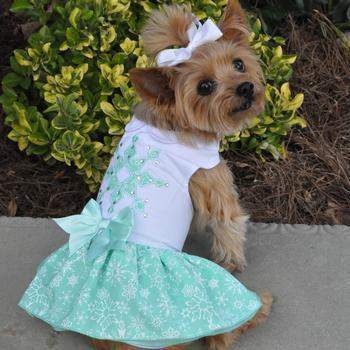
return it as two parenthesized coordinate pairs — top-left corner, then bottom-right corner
(156, 18), (223, 67)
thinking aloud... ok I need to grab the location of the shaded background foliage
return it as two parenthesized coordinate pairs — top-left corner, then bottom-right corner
(243, 0), (350, 31)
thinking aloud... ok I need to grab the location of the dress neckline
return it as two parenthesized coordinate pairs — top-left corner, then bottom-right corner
(125, 115), (220, 152)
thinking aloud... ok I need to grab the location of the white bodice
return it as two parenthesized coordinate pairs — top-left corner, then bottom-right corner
(97, 117), (220, 252)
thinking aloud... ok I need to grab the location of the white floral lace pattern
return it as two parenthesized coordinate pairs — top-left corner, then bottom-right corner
(19, 242), (261, 348)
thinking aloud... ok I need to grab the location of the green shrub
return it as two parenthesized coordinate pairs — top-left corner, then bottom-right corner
(245, 0), (350, 31)
(221, 17), (305, 158)
(0, 0), (305, 192)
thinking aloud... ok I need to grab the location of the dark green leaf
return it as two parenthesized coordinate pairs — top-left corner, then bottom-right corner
(10, 0), (33, 13)
(2, 73), (23, 88)
(66, 27), (80, 44)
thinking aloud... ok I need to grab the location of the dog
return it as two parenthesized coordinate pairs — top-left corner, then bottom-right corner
(91, 1), (271, 349)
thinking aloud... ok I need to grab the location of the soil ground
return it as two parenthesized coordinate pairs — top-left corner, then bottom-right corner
(0, 5), (349, 224)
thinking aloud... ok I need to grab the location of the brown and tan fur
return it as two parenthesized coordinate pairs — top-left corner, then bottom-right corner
(92, 1), (272, 349)
(91, 339), (184, 350)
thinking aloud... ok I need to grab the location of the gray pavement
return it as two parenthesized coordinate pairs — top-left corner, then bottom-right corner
(0, 217), (349, 350)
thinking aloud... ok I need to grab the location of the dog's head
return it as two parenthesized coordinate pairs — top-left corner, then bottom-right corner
(130, 0), (265, 137)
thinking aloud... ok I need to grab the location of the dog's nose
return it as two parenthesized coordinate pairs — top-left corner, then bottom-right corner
(236, 82), (254, 98)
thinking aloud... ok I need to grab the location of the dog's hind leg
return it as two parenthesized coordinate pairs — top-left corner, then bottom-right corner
(91, 339), (187, 350)
(90, 339), (116, 350)
(204, 291), (273, 350)
(113, 342), (139, 350)
(91, 340), (140, 350)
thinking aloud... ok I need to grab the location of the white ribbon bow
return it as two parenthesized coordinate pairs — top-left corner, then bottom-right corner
(156, 18), (223, 67)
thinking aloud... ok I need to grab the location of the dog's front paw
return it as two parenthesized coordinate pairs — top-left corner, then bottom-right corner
(234, 255), (247, 272)
(219, 258), (246, 273)
(233, 260), (247, 272)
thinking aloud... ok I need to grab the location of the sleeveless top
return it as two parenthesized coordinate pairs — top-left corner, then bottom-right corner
(96, 116), (221, 252)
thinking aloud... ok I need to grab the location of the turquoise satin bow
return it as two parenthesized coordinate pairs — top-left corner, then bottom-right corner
(53, 199), (133, 261)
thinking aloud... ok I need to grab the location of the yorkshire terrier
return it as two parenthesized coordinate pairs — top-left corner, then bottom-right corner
(92, 1), (271, 349)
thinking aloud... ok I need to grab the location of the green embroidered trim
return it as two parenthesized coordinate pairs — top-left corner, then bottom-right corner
(97, 134), (167, 215)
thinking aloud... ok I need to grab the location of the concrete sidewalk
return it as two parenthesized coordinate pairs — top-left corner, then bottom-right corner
(0, 217), (349, 350)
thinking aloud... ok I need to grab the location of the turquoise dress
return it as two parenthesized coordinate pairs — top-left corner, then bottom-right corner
(19, 117), (262, 349)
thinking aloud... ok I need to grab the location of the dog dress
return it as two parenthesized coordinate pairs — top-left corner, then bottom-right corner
(19, 116), (262, 349)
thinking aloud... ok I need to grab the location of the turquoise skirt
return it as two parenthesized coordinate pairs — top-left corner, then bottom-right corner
(19, 241), (262, 348)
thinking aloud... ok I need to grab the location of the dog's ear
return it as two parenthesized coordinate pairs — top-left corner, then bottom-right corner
(142, 5), (194, 57)
(219, 0), (250, 42)
(129, 67), (176, 106)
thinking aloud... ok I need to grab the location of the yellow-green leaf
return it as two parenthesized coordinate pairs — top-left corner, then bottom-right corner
(110, 75), (128, 88)
(100, 26), (117, 52)
(7, 130), (20, 142)
(240, 129), (250, 138)
(273, 46), (283, 58)
(283, 93), (304, 111)
(106, 26), (116, 43)
(120, 38), (137, 55)
(263, 115), (274, 124)
(18, 136), (28, 151)
(253, 127), (267, 135)
(14, 50), (31, 66)
(44, 92), (58, 104)
(280, 82), (291, 101)
(140, 1), (152, 12)
(92, 141), (104, 153)
(247, 116), (260, 128)
(28, 134), (49, 146)
(82, 48), (94, 58)
(42, 42), (51, 54)
(136, 55), (148, 68)
(111, 64), (124, 76)
(287, 116), (307, 128)
(100, 101), (118, 118)
(75, 158), (87, 169)
(69, 8), (81, 29)
(78, 63), (89, 76)
(283, 54), (297, 64)
(100, 64), (111, 80)
(133, 47), (142, 57)
(61, 66), (73, 81)
(59, 41), (69, 51)
(27, 48), (39, 59)
(13, 103), (31, 131)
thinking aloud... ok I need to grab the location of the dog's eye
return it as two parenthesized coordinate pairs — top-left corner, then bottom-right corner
(233, 59), (245, 72)
(197, 80), (216, 96)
